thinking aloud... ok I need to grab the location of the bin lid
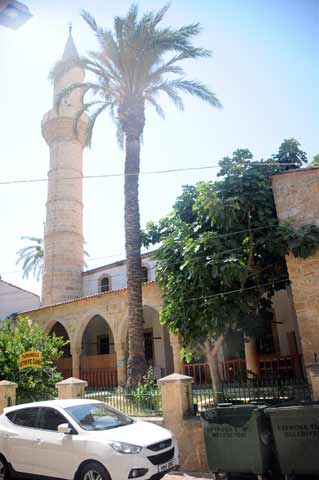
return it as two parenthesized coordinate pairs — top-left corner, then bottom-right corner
(266, 400), (319, 413)
(201, 404), (266, 428)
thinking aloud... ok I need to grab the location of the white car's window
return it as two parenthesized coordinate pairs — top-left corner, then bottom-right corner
(39, 408), (69, 431)
(65, 403), (133, 431)
(7, 407), (39, 428)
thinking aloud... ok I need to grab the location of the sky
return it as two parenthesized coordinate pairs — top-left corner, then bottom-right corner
(0, 0), (318, 297)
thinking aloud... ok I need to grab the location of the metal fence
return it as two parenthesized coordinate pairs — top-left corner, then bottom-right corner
(192, 377), (312, 414)
(84, 386), (162, 417)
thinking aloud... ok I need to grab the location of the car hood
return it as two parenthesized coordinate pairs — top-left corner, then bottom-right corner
(92, 420), (172, 447)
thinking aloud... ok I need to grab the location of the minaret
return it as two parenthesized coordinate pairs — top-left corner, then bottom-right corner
(41, 28), (87, 305)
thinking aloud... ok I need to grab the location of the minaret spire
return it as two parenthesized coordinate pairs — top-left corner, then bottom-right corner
(62, 23), (80, 61)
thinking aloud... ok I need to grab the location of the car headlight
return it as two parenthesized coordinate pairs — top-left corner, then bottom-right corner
(109, 441), (142, 454)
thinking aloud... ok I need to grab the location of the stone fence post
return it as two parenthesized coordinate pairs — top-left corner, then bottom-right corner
(158, 373), (208, 472)
(307, 364), (319, 400)
(56, 377), (87, 399)
(0, 381), (17, 413)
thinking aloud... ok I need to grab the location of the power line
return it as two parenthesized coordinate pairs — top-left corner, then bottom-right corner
(0, 162), (300, 186)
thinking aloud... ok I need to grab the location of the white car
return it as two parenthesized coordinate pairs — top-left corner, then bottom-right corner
(0, 399), (178, 480)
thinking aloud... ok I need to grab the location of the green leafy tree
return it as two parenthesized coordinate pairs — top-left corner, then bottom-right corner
(143, 140), (318, 398)
(0, 317), (68, 402)
(273, 138), (307, 170)
(310, 153), (319, 167)
(51, 4), (221, 386)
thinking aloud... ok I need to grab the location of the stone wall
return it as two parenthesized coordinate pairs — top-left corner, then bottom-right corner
(272, 168), (319, 371)
(23, 282), (173, 385)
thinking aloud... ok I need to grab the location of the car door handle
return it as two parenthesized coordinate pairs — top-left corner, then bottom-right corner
(35, 438), (43, 445)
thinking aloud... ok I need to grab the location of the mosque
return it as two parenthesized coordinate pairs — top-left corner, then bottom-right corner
(22, 31), (304, 387)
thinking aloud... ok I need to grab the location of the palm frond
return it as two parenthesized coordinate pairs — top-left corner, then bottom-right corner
(16, 237), (43, 281)
(72, 100), (105, 139)
(168, 79), (222, 107)
(49, 57), (81, 83)
(145, 96), (165, 119)
(86, 103), (109, 147)
(152, 3), (170, 27)
(147, 81), (184, 110)
(54, 82), (102, 113)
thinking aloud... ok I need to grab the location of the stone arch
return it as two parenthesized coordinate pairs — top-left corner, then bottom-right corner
(48, 321), (72, 379)
(48, 322), (71, 357)
(81, 314), (115, 356)
(75, 313), (116, 354)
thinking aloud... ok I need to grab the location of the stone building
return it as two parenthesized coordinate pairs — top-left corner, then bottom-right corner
(22, 31), (306, 387)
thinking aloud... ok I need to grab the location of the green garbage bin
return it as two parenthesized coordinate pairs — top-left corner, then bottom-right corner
(201, 404), (272, 477)
(266, 403), (319, 475)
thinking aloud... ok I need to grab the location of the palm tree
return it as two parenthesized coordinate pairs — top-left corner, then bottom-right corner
(16, 237), (90, 282)
(50, 3), (221, 386)
(16, 237), (43, 281)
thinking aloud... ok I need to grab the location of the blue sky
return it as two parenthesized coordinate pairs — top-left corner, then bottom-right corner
(0, 0), (318, 296)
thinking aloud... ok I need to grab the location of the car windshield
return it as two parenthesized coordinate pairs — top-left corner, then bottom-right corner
(65, 403), (134, 431)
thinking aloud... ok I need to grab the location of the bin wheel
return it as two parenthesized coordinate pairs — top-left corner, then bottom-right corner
(212, 475), (229, 480)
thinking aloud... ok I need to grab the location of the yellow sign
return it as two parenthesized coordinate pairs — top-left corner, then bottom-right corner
(19, 351), (42, 370)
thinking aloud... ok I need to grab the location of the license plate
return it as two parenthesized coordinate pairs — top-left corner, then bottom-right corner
(158, 459), (175, 473)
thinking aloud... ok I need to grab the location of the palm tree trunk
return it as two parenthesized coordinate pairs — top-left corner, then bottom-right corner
(124, 134), (147, 387)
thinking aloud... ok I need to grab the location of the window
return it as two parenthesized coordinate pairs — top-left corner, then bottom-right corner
(39, 408), (68, 432)
(8, 408), (39, 428)
(98, 334), (109, 355)
(144, 330), (154, 363)
(100, 276), (110, 293)
(65, 403), (133, 431)
(141, 266), (148, 283)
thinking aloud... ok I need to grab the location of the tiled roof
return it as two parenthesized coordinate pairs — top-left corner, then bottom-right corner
(83, 250), (157, 276)
(20, 281), (157, 314)
(0, 279), (39, 298)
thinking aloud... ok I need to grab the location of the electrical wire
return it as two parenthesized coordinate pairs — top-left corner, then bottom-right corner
(0, 162), (301, 186)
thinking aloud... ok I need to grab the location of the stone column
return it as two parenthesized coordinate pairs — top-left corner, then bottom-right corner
(158, 373), (208, 472)
(71, 348), (81, 379)
(0, 381), (17, 413)
(115, 342), (127, 386)
(56, 377), (87, 399)
(169, 333), (184, 374)
(272, 168), (319, 393)
(307, 364), (319, 400)
(158, 373), (193, 425)
(244, 337), (260, 377)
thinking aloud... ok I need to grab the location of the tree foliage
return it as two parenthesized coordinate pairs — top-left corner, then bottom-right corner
(0, 317), (68, 402)
(143, 140), (318, 360)
(310, 153), (319, 167)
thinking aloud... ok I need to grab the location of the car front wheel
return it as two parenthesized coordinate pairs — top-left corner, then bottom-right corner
(79, 462), (110, 480)
(0, 456), (9, 480)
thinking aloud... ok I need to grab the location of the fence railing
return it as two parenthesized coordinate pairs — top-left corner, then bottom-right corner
(84, 386), (162, 417)
(80, 369), (118, 388)
(185, 354), (304, 385)
(192, 377), (312, 413)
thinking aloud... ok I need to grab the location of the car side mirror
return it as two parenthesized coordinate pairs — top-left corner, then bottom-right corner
(58, 423), (72, 434)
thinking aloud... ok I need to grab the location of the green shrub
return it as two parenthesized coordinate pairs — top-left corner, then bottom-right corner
(131, 367), (161, 412)
(0, 316), (68, 403)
